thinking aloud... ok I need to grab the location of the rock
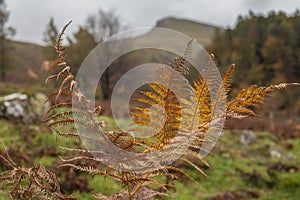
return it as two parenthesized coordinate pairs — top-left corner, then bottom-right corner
(240, 129), (256, 145)
(221, 152), (231, 158)
(269, 147), (282, 159)
(0, 93), (30, 123)
(0, 92), (50, 123)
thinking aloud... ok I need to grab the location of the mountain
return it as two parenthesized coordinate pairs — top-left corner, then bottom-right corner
(155, 17), (223, 46)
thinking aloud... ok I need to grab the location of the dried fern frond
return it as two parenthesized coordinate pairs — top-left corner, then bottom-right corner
(222, 63), (235, 94)
(44, 22), (169, 200)
(43, 22), (299, 200)
(132, 40), (196, 149)
(227, 82), (300, 119)
(0, 141), (75, 200)
(55, 20), (72, 64)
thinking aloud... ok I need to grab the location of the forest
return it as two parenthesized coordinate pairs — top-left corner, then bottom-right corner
(211, 10), (300, 115)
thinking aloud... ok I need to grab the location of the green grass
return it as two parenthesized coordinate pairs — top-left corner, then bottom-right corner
(71, 175), (123, 200)
(88, 175), (122, 196)
(0, 120), (21, 147)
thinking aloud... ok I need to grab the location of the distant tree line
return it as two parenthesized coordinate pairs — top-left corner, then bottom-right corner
(210, 10), (300, 115)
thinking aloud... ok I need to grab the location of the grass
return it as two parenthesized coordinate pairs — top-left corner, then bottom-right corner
(1, 118), (300, 199)
(0, 120), (21, 148)
(171, 130), (300, 200)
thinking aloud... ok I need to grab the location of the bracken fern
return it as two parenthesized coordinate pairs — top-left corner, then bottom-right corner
(41, 22), (300, 200)
(0, 141), (76, 200)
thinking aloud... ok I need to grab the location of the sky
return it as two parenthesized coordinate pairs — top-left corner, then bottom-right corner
(5, 0), (300, 45)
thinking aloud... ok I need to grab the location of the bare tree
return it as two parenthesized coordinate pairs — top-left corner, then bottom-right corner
(86, 9), (127, 100)
(86, 9), (125, 43)
(0, 0), (15, 81)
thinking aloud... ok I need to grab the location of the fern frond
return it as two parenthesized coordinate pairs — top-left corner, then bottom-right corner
(178, 157), (208, 177)
(43, 110), (94, 123)
(222, 63), (235, 94)
(55, 131), (80, 139)
(55, 20), (72, 64)
(165, 166), (199, 185)
(0, 141), (75, 199)
(45, 90), (73, 103)
(0, 140), (17, 168)
(44, 102), (72, 117)
(183, 149), (211, 168)
(227, 83), (300, 119)
(183, 38), (195, 61)
(43, 23), (300, 200)
(58, 164), (122, 181)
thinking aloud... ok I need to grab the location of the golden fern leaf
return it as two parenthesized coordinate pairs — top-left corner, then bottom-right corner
(191, 77), (211, 130)
(227, 83), (300, 119)
(222, 63), (235, 94)
(133, 70), (185, 147)
(132, 41), (197, 149)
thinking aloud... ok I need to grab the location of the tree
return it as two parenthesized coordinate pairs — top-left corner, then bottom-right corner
(86, 9), (126, 43)
(43, 17), (58, 60)
(0, 0), (15, 81)
(85, 9), (127, 100)
(66, 27), (97, 74)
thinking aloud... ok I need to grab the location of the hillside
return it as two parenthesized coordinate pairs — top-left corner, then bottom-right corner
(5, 40), (46, 84)
(156, 17), (223, 46)
(115, 17), (223, 79)
(2, 17), (218, 86)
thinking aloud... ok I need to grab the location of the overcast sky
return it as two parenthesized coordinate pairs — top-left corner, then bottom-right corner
(5, 0), (300, 45)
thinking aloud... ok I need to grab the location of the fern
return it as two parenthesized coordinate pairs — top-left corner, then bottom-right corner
(40, 22), (300, 200)
(0, 141), (75, 200)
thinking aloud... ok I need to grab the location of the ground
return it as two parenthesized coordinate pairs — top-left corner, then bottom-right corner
(0, 117), (300, 200)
